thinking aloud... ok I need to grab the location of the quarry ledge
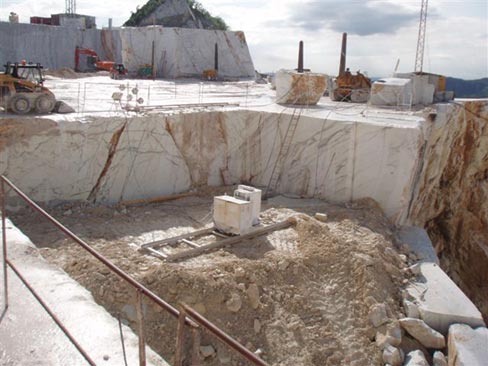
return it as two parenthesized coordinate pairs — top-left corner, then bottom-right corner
(1, 105), (428, 226)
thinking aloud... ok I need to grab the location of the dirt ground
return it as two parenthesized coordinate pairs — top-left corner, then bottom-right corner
(10, 188), (412, 366)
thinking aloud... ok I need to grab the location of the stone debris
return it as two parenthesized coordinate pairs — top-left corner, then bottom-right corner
(376, 322), (402, 349)
(432, 351), (448, 366)
(400, 317), (446, 349)
(403, 299), (420, 319)
(382, 345), (404, 366)
(314, 213), (328, 222)
(200, 345), (216, 359)
(448, 324), (488, 366)
(370, 303), (390, 327)
(246, 283), (261, 309)
(225, 293), (242, 313)
(404, 350), (429, 366)
(253, 319), (261, 334)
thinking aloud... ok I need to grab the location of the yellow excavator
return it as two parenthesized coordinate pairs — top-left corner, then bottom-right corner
(0, 62), (57, 114)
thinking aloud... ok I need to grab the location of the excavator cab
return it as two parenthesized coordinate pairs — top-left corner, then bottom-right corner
(0, 61), (56, 114)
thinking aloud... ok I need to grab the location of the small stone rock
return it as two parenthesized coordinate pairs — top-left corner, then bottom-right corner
(237, 283), (246, 291)
(369, 303), (389, 327)
(382, 345), (404, 366)
(226, 293), (242, 313)
(247, 283), (261, 309)
(404, 350), (429, 366)
(403, 299), (420, 319)
(254, 319), (261, 333)
(255, 348), (264, 356)
(193, 302), (206, 314)
(376, 322), (402, 349)
(432, 351), (447, 366)
(315, 213), (328, 222)
(399, 318), (445, 349)
(103, 355), (110, 361)
(63, 209), (73, 216)
(234, 267), (246, 278)
(200, 345), (216, 358)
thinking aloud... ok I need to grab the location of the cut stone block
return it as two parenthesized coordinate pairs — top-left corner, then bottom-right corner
(399, 318), (445, 349)
(448, 324), (488, 366)
(397, 226), (439, 264)
(406, 262), (486, 334)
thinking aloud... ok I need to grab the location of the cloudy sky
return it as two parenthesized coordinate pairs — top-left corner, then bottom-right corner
(1, 0), (487, 79)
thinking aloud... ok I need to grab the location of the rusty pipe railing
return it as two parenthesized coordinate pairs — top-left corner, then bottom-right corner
(1, 180), (8, 312)
(0, 175), (197, 329)
(1, 175), (269, 366)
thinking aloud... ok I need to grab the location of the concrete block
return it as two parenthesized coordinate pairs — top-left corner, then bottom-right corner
(406, 263), (486, 334)
(448, 324), (488, 366)
(398, 226), (439, 264)
(213, 195), (253, 235)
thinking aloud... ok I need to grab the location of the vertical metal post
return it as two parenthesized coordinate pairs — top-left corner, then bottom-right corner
(136, 290), (146, 366)
(339, 32), (347, 76)
(214, 43), (219, 71)
(174, 307), (187, 366)
(151, 40), (156, 80)
(1, 179), (8, 311)
(297, 41), (304, 73)
(191, 327), (202, 366)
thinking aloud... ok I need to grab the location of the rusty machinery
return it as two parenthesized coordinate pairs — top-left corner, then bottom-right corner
(75, 46), (116, 73)
(331, 33), (371, 103)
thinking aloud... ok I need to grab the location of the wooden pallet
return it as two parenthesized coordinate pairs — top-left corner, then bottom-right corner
(140, 219), (295, 262)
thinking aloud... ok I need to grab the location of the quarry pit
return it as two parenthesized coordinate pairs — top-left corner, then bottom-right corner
(1, 75), (487, 365)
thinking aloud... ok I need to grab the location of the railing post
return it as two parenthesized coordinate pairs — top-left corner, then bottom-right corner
(1, 178), (8, 311)
(174, 306), (187, 366)
(191, 327), (202, 366)
(136, 289), (146, 366)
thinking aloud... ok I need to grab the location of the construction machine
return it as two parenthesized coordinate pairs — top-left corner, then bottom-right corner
(0, 62), (57, 114)
(110, 63), (128, 80)
(331, 33), (372, 103)
(75, 46), (115, 72)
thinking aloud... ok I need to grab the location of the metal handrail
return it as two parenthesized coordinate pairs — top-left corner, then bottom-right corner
(0, 175), (270, 366)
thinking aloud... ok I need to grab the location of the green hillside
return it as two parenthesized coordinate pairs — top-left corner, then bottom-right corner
(446, 77), (488, 98)
(124, 0), (228, 30)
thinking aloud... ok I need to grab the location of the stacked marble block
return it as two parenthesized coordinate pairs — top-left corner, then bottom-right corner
(213, 185), (261, 235)
(275, 69), (328, 105)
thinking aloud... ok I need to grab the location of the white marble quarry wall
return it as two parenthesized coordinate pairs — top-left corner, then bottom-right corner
(1, 110), (424, 224)
(117, 27), (255, 78)
(0, 115), (191, 206)
(0, 22), (255, 79)
(0, 21), (105, 69)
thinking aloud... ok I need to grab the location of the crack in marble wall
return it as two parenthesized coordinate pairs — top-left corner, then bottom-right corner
(87, 120), (128, 203)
